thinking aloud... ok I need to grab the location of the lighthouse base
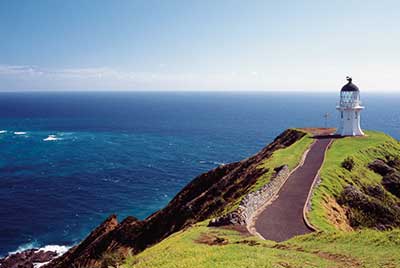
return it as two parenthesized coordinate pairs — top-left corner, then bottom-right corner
(335, 129), (365, 137)
(336, 107), (365, 137)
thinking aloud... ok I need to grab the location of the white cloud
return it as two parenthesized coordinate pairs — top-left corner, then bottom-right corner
(0, 65), (42, 76)
(0, 64), (270, 91)
(0, 64), (398, 92)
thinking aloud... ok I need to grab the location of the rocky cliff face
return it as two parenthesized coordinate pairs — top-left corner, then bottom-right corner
(45, 129), (305, 268)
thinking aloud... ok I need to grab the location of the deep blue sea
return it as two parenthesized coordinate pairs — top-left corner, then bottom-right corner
(0, 91), (399, 256)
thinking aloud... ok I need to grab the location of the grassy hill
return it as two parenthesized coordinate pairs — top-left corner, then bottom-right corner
(121, 222), (400, 268)
(119, 130), (400, 268)
(309, 130), (400, 231)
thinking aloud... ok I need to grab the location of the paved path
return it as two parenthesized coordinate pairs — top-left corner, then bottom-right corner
(254, 137), (332, 242)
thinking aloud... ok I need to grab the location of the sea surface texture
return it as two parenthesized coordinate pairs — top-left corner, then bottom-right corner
(0, 92), (399, 255)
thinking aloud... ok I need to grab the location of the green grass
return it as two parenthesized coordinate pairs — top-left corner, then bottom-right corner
(288, 228), (400, 268)
(122, 222), (334, 268)
(223, 130), (314, 213)
(254, 130), (314, 191)
(308, 130), (400, 231)
(122, 222), (400, 268)
(119, 130), (400, 268)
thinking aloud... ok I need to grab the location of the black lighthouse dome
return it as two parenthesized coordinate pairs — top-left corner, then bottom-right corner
(341, 76), (359, 92)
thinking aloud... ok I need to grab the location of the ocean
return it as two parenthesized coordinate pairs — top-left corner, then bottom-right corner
(0, 91), (399, 256)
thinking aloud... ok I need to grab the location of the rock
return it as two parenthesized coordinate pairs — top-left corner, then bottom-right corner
(385, 155), (400, 170)
(45, 214), (120, 268)
(209, 211), (245, 227)
(338, 185), (400, 229)
(209, 165), (290, 227)
(382, 172), (400, 198)
(0, 248), (57, 268)
(368, 159), (395, 176)
(365, 185), (385, 200)
(368, 159), (400, 198)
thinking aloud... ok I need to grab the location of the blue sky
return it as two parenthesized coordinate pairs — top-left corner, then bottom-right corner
(0, 0), (399, 91)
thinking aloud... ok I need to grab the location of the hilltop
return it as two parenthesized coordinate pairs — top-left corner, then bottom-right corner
(2, 128), (400, 268)
(117, 129), (400, 268)
(119, 129), (400, 268)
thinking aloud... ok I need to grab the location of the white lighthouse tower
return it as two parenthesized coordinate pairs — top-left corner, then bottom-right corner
(336, 77), (365, 136)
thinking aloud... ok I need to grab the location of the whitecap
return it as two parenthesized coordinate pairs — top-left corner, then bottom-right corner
(32, 245), (70, 268)
(0, 130), (7, 134)
(7, 241), (40, 255)
(36, 245), (70, 255)
(14, 131), (27, 135)
(199, 160), (225, 166)
(43, 135), (61, 141)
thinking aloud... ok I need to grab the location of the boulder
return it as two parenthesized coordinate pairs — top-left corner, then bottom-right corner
(382, 172), (400, 198)
(338, 185), (400, 230)
(368, 159), (395, 176)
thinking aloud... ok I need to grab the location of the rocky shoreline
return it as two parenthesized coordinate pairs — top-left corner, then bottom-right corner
(0, 249), (56, 268)
(0, 245), (69, 268)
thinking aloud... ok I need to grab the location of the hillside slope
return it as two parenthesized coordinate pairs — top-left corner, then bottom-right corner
(308, 131), (400, 231)
(120, 130), (400, 268)
(122, 222), (400, 268)
(46, 129), (400, 268)
(47, 129), (312, 268)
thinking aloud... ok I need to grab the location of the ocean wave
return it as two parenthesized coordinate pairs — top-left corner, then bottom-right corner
(36, 245), (70, 255)
(7, 241), (41, 255)
(199, 160), (225, 166)
(7, 242), (70, 256)
(0, 130), (7, 134)
(43, 135), (62, 141)
(14, 131), (27, 135)
(32, 245), (70, 268)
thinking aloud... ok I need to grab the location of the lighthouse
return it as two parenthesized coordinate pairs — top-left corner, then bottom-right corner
(335, 77), (365, 136)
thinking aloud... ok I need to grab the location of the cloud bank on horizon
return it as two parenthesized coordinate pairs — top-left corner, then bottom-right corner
(0, 0), (399, 92)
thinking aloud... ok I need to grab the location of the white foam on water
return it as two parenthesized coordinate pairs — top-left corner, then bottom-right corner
(4, 243), (70, 267)
(32, 245), (70, 267)
(14, 131), (27, 135)
(199, 160), (225, 166)
(0, 130), (7, 134)
(7, 241), (41, 256)
(36, 245), (70, 255)
(43, 135), (61, 141)
(33, 261), (51, 268)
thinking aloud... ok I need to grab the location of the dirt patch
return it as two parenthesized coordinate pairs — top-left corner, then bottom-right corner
(276, 261), (294, 268)
(195, 233), (228, 246)
(272, 244), (291, 250)
(234, 240), (261, 246)
(220, 225), (251, 236)
(324, 196), (353, 231)
(271, 243), (362, 268)
(314, 251), (362, 268)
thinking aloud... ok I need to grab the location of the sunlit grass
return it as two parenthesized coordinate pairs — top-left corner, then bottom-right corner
(123, 222), (400, 268)
(308, 130), (400, 231)
(224, 130), (314, 213)
(120, 130), (400, 268)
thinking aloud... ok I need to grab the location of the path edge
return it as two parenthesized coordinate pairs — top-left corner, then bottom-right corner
(247, 138), (317, 239)
(302, 138), (334, 232)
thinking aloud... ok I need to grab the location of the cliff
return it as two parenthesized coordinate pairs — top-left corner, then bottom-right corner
(46, 129), (306, 268)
